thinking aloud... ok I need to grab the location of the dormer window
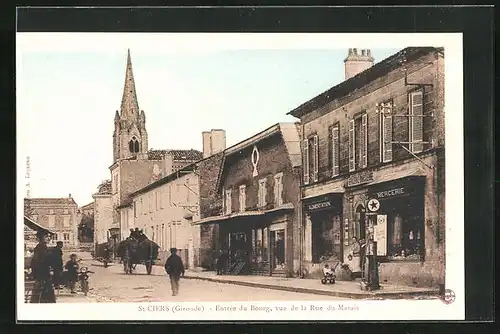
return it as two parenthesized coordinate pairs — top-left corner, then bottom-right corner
(129, 136), (140, 153)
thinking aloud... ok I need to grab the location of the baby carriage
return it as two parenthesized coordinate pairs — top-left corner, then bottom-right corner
(320, 262), (340, 284)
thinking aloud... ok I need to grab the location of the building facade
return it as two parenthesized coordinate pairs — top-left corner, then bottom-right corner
(24, 196), (79, 248)
(195, 123), (302, 277)
(288, 47), (445, 287)
(93, 180), (113, 250)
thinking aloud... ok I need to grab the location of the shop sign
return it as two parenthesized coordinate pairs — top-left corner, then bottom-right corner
(307, 200), (332, 212)
(367, 198), (380, 212)
(346, 171), (374, 187)
(373, 187), (406, 200)
(374, 215), (387, 256)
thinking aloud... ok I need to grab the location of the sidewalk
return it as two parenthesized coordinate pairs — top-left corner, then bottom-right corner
(181, 269), (440, 300)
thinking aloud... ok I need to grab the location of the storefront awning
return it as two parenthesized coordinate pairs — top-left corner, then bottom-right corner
(24, 216), (55, 235)
(369, 167), (426, 187)
(192, 203), (294, 225)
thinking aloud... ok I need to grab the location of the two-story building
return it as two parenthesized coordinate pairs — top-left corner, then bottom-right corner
(194, 123), (302, 277)
(288, 47), (445, 287)
(24, 196), (79, 248)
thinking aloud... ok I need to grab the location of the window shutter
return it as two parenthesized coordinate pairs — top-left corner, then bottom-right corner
(348, 119), (355, 171)
(313, 135), (319, 182)
(361, 114), (368, 168)
(303, 139), (309, 184)
(383, 107), (393, 162)
(410, 90), (424, 153)
(332, 126), (339, 176)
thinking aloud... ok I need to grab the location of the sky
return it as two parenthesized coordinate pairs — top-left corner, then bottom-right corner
(16, 33), (409, 206)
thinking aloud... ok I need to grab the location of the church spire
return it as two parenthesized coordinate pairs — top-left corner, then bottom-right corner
(120, 49), (140, 119)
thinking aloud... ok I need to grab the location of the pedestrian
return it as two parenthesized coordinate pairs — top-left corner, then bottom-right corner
(52, 241), (64, 288)
(350, 237), (362, 279)
(64, 254), (80, 294)
(216, 249), (224, 275)
(29, 230), (56, 303)
(164, 248), (185, 296)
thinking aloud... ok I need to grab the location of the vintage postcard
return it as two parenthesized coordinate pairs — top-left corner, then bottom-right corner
(17, 32), (464, 321)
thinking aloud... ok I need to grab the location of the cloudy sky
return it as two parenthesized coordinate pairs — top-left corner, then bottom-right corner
(18, 32), (440, 206)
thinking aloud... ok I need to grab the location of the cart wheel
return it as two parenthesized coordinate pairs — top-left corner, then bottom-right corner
(330, 279), (336, 284)
(321, 278), (327, 284)
(146, 262), (152, 275)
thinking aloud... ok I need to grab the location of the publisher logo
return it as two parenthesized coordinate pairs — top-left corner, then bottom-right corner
(442, 289), (455, 304)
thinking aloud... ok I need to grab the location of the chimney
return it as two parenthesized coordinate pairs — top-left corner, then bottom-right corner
(344, 48), (375, 80)
(69, 193), (72, 198)
(202, 129), (226, 158)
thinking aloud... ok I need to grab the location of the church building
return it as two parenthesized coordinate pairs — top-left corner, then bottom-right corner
(93, 50), (202, 254)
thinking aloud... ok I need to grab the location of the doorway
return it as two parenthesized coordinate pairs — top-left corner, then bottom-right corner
(355, 204), (366, 241)
(270, 229), (285, 271)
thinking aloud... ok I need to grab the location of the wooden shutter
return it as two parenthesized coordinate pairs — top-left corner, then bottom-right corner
(348, 119), (355, 171)
(383, 106), (393, 162)
(313, 135), (319, 182)
(332, 126), (339, 176)
(410, 90), (424, 153)
(361, 113), (368, 168)
(303, 139), (309, 184)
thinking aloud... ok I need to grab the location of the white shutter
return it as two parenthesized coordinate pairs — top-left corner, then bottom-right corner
(303, 139), (309, 184)
(361, 113), (368, 168)
(410, 90), (424, 153)
(332, 126), (339, 176)
(313, 135), (319, 182)
(383, 106), (393, 162)
(348, 119), (355, 171)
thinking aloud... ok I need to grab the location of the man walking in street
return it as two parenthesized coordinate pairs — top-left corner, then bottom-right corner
(164, 248), (185, 296)
(30, 230), (56, 303)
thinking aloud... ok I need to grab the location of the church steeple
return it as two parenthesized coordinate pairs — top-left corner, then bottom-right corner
(120, 49), (140, 120)
(113, 49), (148, 163)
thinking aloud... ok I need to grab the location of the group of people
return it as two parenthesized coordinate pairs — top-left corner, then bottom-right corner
(27, 230), (82, 303)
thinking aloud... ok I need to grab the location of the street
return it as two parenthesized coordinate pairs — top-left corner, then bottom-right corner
(56, 254), (340, 303)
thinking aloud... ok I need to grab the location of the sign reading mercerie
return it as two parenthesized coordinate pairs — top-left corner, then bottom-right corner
(375, 187), (405, 199)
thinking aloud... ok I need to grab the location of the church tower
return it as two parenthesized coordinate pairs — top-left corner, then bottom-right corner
(113, 49), (148, 163)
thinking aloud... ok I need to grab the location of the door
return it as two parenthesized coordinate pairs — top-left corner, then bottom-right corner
(270, 229), (285, 271)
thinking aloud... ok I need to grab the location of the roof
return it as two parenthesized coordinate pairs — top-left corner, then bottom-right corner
(79, 202), (94, 210)
(288, 47), (444, 118)
(24, 216), (55, 235)
(26, 198), (77, 206)
(147, 149), (203, 161)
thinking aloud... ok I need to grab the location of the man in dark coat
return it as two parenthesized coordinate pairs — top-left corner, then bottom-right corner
(164, 248), (185, 296)
(52, 241), (64, 288)
(29, 230), (56, 303)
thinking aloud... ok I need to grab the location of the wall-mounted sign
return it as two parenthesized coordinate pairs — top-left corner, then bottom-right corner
(374, 215), (387, 256)
(367, 198), (380, 212)
(307, 200), (332, 212)
(373, 187), (405, 200)
(346, 171), (374, 187)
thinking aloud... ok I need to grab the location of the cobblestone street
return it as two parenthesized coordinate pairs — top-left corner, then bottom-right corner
(57, 255), (340, 303)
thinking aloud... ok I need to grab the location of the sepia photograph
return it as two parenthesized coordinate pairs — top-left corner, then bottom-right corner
(17, 31), (464, 321)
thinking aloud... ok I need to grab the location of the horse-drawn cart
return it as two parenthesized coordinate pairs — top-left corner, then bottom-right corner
(116, 234), (160, 275)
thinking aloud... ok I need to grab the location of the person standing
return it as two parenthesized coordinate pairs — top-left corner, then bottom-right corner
(350, 237), (362, 279)
(64, 254), (80, 294)
(52, 241), (64, 288)
(164, 248), (185, 296)
(29, 230), (56, 303)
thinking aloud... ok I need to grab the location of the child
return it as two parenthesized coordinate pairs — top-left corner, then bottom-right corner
(64, 254), (79, 294)
(323, 264), (334, 277)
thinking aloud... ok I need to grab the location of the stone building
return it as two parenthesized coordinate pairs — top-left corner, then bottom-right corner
(194, 123), (302, 277)
(288, 47), (445, 287)
(93, 180), (113, 250)
(93, 49), (202, 251)
(24, 196), (79, 248)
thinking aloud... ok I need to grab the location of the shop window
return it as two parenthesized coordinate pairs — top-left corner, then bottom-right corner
(303, 135), (318, 184)
(409, 90), (424, 153)
(331, 125), (340, 177)
(273, 173), (283, 206)
(387, 211), (424, 260)
(311, 214), (336, 263)
(258, 178), (267, 208)
(349, 113), (368, 172)
(379, 101), (394, 163)
(239, 185), (246, 212)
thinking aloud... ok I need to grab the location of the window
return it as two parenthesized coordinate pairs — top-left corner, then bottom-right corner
(239, 185), (246, 212)
(129, 136), (140, 153)
(409, 90), (424, 153)
(258, 178), (267, 208)
(149, 194), (153, 213)
(140, 198), (144, 215)
(155, 192), (158, 211)
(379, 102), (394, 163)
(63, 216), (70, 227)
(48, 215), (55, 228)
(349, 113), (368, 172)
(168, 185), (172, 206)
(53, 233), (58, 241)
(224, 189), (232, 215)
(160, 189), (164, 209)
(303, 135), (318, 184)
(63, 233), (70, 241)
(186, 178), (191, 203)
(331, 125), (340, 177)
(161, 224), (165, 248)
(273, 173), (283, 206)
(134, 201), (137, 218)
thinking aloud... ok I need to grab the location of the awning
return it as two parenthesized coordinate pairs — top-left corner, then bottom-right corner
(192, 203), (294, 225)
(24, 216), (55, 235)
(369, 167), (426, 187)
